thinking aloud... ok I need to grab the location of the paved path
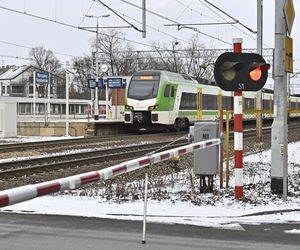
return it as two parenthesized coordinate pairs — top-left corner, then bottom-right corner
(0, 213), (299, 250)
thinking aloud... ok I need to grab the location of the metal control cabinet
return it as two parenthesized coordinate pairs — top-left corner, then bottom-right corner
(193, 121), (219, 175)
(0, 102), (17, 138)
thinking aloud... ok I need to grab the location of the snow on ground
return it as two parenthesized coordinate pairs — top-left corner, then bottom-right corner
(1, 194), (300, 230)
(0, 136), (300, 230)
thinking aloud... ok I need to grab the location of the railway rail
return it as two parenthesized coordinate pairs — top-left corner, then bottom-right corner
(0, 139), (188, 180)
(0, 122), (300, 190)
(0, 132), (185, 154)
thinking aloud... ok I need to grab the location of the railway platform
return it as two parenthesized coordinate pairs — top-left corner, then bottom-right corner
(17, 119), (127, 137)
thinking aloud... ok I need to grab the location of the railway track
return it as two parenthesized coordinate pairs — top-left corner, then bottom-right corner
(0, 138), (188, 180)
(0, 122), (300, 190)
(1, 121), (299, 154)
(0, 132), (186, 155)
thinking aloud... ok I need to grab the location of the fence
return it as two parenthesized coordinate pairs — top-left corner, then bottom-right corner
(223, 109), (300, 197)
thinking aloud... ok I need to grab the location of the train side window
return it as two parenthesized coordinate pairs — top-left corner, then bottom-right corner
(222, 96), (232, 110)
(244, 98), (254, 110)
(263, 99), (270, 110)
(202, 94), (217, 110)
(170, 86), (175, 97)
(164, 85), (170, 97)
(179, 92), (197, 110)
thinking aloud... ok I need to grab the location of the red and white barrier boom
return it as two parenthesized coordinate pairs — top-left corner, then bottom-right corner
(0, 138), (221, 208)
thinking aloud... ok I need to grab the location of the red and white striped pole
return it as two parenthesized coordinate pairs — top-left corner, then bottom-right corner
(233, 38), (243, 199)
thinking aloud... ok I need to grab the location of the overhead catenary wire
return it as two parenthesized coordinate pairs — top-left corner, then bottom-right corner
(0, 40), (79, 58)
(0, 2), (203, 53)
(111, 8), (190, 45)
(175, 0), (194, 22)
(0, 53), (30, 61)
(174, 0), (219, 22)
(95, 0), (143, 33)
(0, 2), (280, 63)
(0, 4), (163, 52)
(119, 0), (232, 45)
(78, 0), (96, 28)
(199, 2), (271, 50)
(175, 0), (274, 49)
(92, 0), (191, 45)
(197, 0), (257, 42)
(202, 0), (256, 34)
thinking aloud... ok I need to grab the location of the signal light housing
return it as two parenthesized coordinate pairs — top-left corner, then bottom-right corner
(214, 52), (270, 91)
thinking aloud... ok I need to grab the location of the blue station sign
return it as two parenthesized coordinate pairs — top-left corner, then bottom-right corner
(107, 78), (123, 88)
(35, 71), (49, 84)
(88, 77), (126, 89)
(88, 78), (104, 89)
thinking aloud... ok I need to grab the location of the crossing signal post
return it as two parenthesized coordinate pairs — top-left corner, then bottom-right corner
(214, 39), (270, 199)
(214, 52), (270, 92)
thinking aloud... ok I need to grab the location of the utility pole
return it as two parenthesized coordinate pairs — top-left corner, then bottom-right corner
(94, 17), (100, 120)
(65, 62), (70, 136)
(33, 71), (36, 120)
(256, 0), (263, 143)
(271, 0), (288, 196)
(86, 14), (110, 120)
(47, 66), (51, 122)
(142, 0), (146, 38)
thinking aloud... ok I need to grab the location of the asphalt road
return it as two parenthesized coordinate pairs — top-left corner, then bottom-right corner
(0, 213), (299, 250)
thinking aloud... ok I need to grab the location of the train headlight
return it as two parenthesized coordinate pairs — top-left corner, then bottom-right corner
(148, 105), (158, 110)
(125, 105), (134, 110)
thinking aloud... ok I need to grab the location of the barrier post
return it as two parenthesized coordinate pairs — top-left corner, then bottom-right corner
(142, 165), (149, 244)
(218, 90), (223, 188)
(197, 88), (202, 121)
(225, 110), (231, 189)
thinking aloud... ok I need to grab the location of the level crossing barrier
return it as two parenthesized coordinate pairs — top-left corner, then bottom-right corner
(0, 138), (221, 208)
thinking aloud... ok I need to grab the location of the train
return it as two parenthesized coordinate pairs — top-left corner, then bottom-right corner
(124, 70), (300, 131)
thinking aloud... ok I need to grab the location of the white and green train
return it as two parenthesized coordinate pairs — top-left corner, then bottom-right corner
(124, 70), (300, 131)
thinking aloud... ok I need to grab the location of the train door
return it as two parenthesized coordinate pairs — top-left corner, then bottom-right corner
(163, 84), (176, 124)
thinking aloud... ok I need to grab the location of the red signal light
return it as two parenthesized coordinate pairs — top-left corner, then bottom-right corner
(249, 67), (262, 81)
(249, 64), (270, 82)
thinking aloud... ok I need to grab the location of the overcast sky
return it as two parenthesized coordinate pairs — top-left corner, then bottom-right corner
(0, 0), (299, 78)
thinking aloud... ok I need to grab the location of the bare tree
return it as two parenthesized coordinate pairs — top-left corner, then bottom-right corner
(29, 46), (62, 74)
(137, 36), (217, 81)
(149, 40), (184, 73)
(92, 30), (136, 76)
(184, 35), (217, 81)
(29, 46), (64, 98)
(71, 56), (93, 99)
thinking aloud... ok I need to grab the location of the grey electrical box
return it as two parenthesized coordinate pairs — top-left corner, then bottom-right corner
(193, 121), (219, 175)
(0, 102), (17, 138)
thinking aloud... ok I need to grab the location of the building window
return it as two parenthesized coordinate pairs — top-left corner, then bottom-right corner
(11, 85), (25, 95)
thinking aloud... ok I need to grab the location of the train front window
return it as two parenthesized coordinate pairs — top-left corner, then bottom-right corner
(127, 75), (160, 100)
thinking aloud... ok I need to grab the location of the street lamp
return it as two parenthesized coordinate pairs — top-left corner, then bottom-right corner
(85, 14), (110, 120)
(172, 41), (179, 72)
